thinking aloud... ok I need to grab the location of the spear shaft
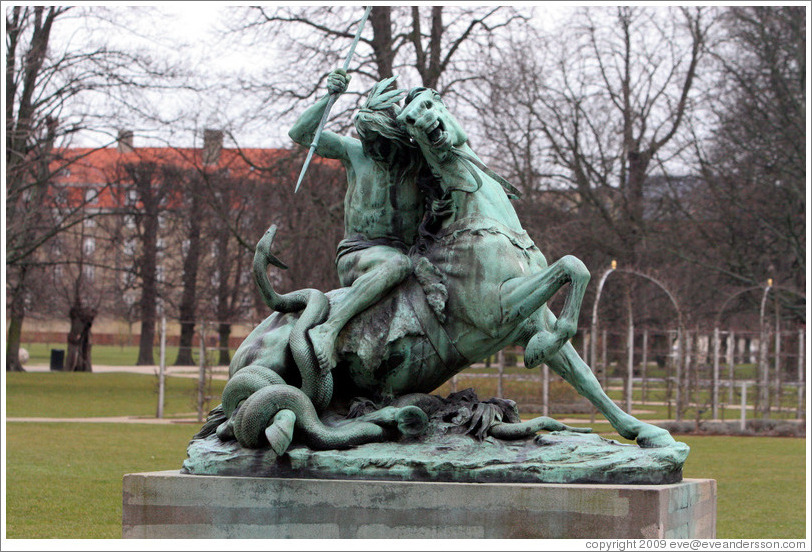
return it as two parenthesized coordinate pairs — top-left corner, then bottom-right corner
(294, 6), (372, 193)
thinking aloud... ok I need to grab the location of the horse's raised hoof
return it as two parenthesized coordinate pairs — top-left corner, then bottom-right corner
(396, 405), (429, 436)
(264, 409), (297, 455)
(635, 424), (677, 448)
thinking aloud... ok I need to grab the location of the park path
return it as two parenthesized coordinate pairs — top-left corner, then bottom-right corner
(19, 363), (228, 379)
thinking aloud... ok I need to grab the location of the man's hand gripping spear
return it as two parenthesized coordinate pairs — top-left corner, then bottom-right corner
(294, 6), (372, 193)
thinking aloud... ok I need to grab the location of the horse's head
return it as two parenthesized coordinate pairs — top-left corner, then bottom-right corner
(397, 88), (468, 154)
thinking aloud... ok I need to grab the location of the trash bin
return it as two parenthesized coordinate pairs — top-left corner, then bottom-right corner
(50, 349), (65, 371)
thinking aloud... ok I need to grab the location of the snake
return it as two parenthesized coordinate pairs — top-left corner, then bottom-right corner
(232, 384), (427, 450)
(215, 225), (333, 450)
(250, 225), (332, 412)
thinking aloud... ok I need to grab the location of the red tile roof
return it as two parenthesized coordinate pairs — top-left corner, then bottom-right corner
(48, 146), (339, 209)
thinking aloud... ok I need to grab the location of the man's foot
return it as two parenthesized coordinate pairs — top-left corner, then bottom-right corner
(309, 324), (338, 374)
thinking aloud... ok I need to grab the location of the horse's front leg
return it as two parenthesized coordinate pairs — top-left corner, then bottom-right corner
(542, 322), (676, 448)
(500, 255), (590, 366)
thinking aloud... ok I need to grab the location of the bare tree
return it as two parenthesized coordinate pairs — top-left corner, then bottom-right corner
(471, 7), (717, 338)
(200, 146), (347, 313)
(675, 6), (806, 321)
(220, 6), (529, 142)
(5, 6), (191, 370)
(107, 156), (184, 365)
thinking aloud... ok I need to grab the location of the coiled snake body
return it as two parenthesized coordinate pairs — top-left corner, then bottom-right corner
(252, 226), (332, 411)
(216, 226), (427, 452)
(216, 226), (331, 450)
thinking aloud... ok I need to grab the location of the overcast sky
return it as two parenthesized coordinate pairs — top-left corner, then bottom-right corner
(34, 2), (583, 149)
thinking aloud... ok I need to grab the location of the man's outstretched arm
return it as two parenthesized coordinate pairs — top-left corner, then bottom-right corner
(289, 69), (354, 160)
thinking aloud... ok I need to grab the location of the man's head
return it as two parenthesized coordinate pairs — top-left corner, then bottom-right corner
(355, 76), (413, 160)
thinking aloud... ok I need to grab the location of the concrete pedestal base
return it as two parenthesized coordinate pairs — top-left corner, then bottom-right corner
(123, 471), (715, 538)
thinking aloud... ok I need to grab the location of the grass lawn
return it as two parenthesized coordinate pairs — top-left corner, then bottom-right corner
(6, 372), (226, 419)
(562, 424), (808, 539)
(5, 422), (196, 539)
(20, 342), (237, 368)
(3, 371), (808, 539)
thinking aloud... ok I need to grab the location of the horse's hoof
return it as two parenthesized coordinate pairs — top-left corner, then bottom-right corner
(265, 409), (297, 455)
(396, 406), (428, 436)
(636, 424), (677, 448)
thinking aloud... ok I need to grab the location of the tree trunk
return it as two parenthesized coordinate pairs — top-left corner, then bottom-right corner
(6, 270), (27, 372)
(174, 179), (203, 366)
(370, 6), (394, 79)
(217, 322), (231, 366)
(215, 225), (232, 366)
(136, 211), (159, 365)
(65, 302), (96, 372)
(137, 272), (157, 365)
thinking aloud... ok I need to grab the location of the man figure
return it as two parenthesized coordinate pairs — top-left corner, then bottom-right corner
(289, 69), (428, 372)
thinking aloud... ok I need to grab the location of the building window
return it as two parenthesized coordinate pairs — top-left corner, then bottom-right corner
(84, 188), (96, 204)
(83, 237), (95, 256)
(156, 265), (165, 283)
(121, 270), (134, 287)
(54, 189), (68, 205)
(127, 190), (138, 205)
(123, 238), (136, 256)
(181, 239), (190, 256)
(83, 264), (95, 282)
(54, 265), (63, 279)
(84, 217), (96, 228)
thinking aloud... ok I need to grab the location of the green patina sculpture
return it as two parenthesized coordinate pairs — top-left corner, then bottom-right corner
(184, 69), (688, 483)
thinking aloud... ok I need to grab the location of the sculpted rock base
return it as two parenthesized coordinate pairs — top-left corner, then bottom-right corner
(182, 426), (689, 485)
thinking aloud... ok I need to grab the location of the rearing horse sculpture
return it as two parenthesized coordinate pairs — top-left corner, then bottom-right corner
(206, 87), (677, 454)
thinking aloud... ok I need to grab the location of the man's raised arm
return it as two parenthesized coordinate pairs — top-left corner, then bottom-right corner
(289, 69), (353, 160)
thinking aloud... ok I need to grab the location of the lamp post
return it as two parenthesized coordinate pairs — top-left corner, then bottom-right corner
(589, 261), (684, 419)
(758, 279), (772, 419)
(590, 260), (615, 390)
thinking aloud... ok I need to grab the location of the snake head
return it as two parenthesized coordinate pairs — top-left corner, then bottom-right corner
(256, 225), (289, 270)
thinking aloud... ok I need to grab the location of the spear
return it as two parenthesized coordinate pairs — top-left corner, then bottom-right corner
(294, 5), (372, 193)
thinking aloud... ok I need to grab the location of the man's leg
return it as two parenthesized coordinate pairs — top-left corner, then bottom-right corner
(310, 246), (412, 372)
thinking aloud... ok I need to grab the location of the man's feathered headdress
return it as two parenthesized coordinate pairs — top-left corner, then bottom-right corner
(355, 75), (412, 149)
(360, 75), (406, 113)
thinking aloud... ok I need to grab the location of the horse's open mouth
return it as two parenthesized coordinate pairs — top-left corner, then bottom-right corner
(427, 119), (447, 147)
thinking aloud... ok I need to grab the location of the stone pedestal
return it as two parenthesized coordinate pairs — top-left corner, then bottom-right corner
(122, 471), (716, 539)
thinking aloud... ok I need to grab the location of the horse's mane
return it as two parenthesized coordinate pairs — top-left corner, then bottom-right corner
(414, 168), (453, 250)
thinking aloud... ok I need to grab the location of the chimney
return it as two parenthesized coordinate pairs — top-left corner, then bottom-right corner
(117, 130), (134, 153)
(203, 129), (223, 165)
